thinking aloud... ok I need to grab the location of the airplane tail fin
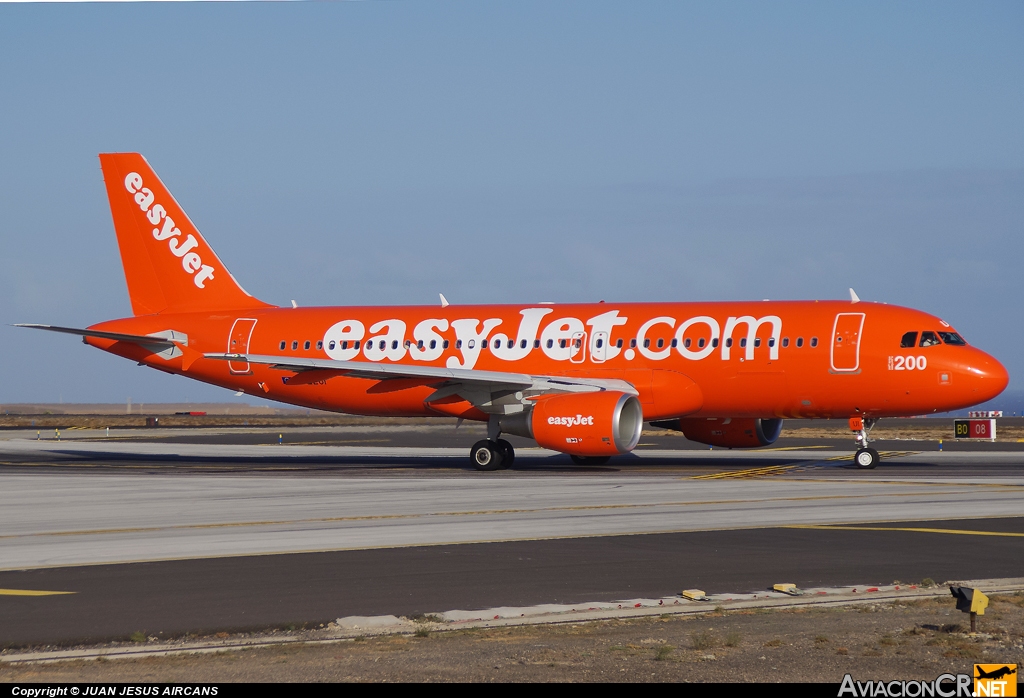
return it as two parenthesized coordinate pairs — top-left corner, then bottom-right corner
(98, 153), (272, 316)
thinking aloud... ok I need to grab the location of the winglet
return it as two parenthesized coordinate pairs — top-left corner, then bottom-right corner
(849, 288), (860, 303)
(439, 293), (450, 308)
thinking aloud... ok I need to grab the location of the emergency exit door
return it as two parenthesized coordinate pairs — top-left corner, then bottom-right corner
(227, 318), (258, 374)
(831, 313), (865, 372)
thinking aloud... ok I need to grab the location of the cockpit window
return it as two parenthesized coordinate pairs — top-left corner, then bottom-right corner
(919, 331), (941, 347)
(939, 332), (967, 346)
(900, 331), (918, 348)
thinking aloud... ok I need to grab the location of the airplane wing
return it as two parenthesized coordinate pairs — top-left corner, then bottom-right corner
(203, 352), (638, 414)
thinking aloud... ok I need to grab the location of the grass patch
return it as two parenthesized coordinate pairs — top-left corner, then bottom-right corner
(763, 638), (783, 648)
(129, 631), (147, 643)
(654, 645), (675, 661)
(814, 635), (829, 644)
(414, 628), (430, 638)
(725, 632), (741, 648)
(691, 631), (718, 650)
(879, 635), (896, 646)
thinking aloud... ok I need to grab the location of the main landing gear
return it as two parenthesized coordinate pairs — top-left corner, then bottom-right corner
(470, 439), (515, 471)
(850, 416), (879, 469)
(469, 417), (515, 471)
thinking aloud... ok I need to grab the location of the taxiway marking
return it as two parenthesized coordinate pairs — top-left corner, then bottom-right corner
(0, 589), (75, 596)
(787, 524), (1024, 538)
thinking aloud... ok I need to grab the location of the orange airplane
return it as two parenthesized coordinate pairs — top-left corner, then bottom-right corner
(19, 154), (1009, 470)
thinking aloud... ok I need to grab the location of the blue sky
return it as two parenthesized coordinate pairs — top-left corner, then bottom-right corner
(1, 1), (1022, 406)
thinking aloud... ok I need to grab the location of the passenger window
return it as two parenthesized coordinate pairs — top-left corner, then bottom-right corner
(643, 338), (651, 348)
(303, 341), (310, 350)
(754, 338), (761, 348)
(546, 339), (553, 349)
(630, 339), (637, 348)
(417, 340), (424, 349)
(739, 338), (746, 348)
(782, 337), (789, 347)
(429, 339), (436, 349)
(533, 339), (540, 348)
(596, 338), (604, 348)
(684, 338), (692, 348)
(341, 341), (348, 350)
(656, 338), (663, 348)
(316, 341), (323, 350)
(468, 340), (476, 349)
(671, 338), (677, 348)
(697, 338), (705, 348)
(796, 337), (803, 348)
(456, 340), (463, 349)
(768, 338), (775, 347)
(443, 340), (449, 349)
(404, 340), (411, 349)
(279, 341), (286, 351)
(810, 337), (818, 347)
(291, 341), (298, 350)
(354, 340), (360, 350)
(574, 339), (581, 348)
(900, 332), (918, 348)
(616, 339), (623, 348)
(712, 338), (719, 348)
(919, 331), (941, 347)
(560, 339), (567, 349)
(328, 341), (335, 350)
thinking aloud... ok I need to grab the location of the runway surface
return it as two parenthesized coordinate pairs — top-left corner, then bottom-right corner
(1, 430), (1022, 646)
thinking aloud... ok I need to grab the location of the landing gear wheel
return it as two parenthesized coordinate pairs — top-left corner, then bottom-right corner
(570, 455), (611, 466)
(471, 439), (504, 471)
(854, 447), (879, 469)
(495, 439), (515, 469)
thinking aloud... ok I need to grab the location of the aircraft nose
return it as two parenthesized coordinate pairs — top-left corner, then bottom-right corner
(967, 351), (1009, 403)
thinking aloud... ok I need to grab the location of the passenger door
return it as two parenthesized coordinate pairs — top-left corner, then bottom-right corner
(227, 318), (258, 374)
(830, 313), (865, 372)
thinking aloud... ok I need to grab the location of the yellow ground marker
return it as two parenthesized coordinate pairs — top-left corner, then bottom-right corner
(691, 464), (798, 480)
(786, 524), (1024, 538)
(0, 588), (76, 596)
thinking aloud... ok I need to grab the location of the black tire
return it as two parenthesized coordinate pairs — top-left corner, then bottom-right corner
(496, 439), (515, 469)
(854, 447), (879, 469)
(471, 439), (504, 471)
(570, 455), (612, 466)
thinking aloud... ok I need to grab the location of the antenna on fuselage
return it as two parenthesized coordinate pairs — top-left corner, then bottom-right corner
(439, 293), (450, 308)
(849, 288), (860, 303)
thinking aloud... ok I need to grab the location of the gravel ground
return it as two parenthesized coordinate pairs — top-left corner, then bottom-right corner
(3, 595), (1022, 683)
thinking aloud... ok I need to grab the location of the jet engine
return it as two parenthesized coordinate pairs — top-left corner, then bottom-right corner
(501, 391), (643, 457)
(651, 417), (784, 448)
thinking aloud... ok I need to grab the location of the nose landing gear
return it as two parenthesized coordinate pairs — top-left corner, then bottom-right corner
(850, 416), (879, 469)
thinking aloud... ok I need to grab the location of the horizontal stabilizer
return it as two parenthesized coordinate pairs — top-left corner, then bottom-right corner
(14, 324), (179, 348)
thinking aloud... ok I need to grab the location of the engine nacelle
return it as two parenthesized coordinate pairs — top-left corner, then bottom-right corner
(501, 391), (644, 457)
(651, 417), (784, 448)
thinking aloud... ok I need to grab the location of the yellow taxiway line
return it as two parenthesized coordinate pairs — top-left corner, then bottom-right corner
(0, 589), (75, 596)
(786, 524), (1024, 538)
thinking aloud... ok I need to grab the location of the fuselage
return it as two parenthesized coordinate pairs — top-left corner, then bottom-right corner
(86, 300), (1008, 422)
